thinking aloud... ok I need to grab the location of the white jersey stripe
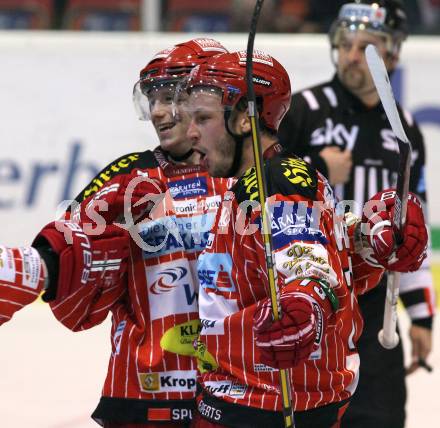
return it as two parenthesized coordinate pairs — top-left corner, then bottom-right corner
(302, 90), (320, 111)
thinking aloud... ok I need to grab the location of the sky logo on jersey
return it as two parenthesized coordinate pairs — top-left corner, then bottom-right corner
(146, 259), (198, 320)
(168, 177), (208, 199)
(139, 214), (215, 259)
(197, 253), (235, 293)
(269, 202), (327, 249)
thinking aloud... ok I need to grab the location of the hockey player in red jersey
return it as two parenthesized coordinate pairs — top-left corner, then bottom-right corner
(180, 51), (428, 427)
(54, 38), (230, 428)
(1, 38), (230, 428)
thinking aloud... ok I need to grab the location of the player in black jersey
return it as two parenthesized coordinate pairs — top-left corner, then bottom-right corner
(278, 1), (435, 427)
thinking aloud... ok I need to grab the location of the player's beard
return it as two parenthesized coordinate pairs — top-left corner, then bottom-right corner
(340, 65), (376, 97)
(210, 133), (236, 178)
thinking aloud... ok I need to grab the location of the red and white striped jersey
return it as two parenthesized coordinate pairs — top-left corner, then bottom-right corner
(51, 148), (230, 424)
(0, 246), (44, 326)
(196, 154), (384, 413)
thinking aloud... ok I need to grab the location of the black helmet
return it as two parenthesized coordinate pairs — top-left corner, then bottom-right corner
(329, 1), (408, 54)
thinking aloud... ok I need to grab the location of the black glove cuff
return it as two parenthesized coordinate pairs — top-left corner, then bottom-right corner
(35, 243), (60, 302)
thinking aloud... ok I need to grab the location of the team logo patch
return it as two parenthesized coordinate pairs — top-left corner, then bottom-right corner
(281, 158), (316, 189)
(168, 176), (208, 199)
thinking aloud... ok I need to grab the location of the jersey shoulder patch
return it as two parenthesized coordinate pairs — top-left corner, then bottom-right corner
(75, 150), (157, 202)
(233, 155), (318, 204)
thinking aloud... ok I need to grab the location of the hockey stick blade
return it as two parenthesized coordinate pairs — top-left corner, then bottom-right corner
(365, 45), (409, 145)
(366, 44), (412, 236)
(365, 44), (412, 350)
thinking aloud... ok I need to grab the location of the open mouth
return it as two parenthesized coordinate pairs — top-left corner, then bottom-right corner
(194, 148), (206, 159)
(194, 148), (208, 168)
(157, 122), (175, 132)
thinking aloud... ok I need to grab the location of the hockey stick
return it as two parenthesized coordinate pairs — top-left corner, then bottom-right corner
(365, 44), (412, 349)
(245, 1), (294, 427)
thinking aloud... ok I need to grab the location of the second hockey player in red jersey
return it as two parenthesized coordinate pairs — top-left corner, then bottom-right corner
(24, 38), (230, 428)
(180, 50), (428, 427)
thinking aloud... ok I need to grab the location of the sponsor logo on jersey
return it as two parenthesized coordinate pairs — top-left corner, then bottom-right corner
(172, 195), (221, 215)
(149, 266), (188, 295)
(197, 253), (235, 293)
(113, 320), (127, 356)
(281, 158), (317, 189)
(139, 214), (215, 259)
(138, 370), (197, 393)
(146, 260), (197, 320)
(270, 202), (327, 248)
(148, 407), (172, 421)
(205, 233), (215, 249)
(0, 246), (15, 281)
(19, 247), (41, 289)
(198, 399), (222, 421)
(168, 177), (208, 199)
(200, 318), (217, 329)
(82, 153), (140, 200)
(254, 363), (277, 373)
(204, 380), (247, 399)
(171, 408), (193, 421)
(161, 319), (202, 354)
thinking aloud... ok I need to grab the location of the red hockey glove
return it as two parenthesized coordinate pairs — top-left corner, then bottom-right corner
(362, 189), (428, 272)
(34, 221), (130, 329)
(253, 291), (326, 369)
(71, 172), (166, 229)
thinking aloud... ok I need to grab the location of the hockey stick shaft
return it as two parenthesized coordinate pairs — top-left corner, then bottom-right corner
(365, 45), (412, 349)
(246, 1), (294, 426)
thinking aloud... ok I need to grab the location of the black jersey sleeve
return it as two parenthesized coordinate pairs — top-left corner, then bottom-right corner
(278, 93), (329, 178)
(72, 150), (158, 204)
(397, 108), (435, 327)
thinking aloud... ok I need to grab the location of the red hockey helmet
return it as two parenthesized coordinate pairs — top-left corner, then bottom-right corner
(133, 38), (228, 121)
(183, 50), (291, 132)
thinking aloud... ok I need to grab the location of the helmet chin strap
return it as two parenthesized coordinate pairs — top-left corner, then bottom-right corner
(166, 148), (194, 162)
(224, 110), (251, 178)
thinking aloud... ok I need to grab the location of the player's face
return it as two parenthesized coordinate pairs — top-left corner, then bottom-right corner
(337, 30), (395, 98)
(186, 90), (235, 178)
(149, 86), (192, 157)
